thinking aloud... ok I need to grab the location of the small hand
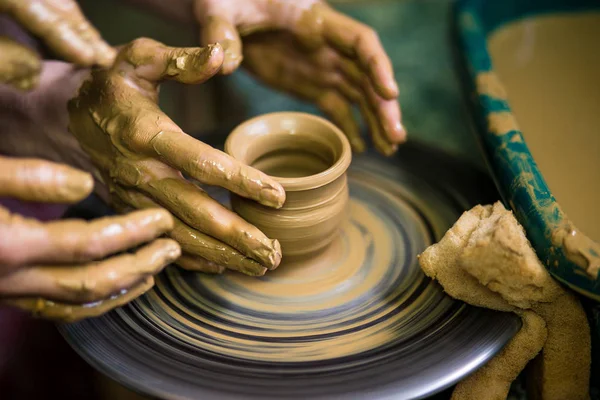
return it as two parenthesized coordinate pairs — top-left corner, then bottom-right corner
(0, 156), (180, 322)
(68, 38), (286, 277)
(194, 0), (405, 155)
(0, 0), (115, 89)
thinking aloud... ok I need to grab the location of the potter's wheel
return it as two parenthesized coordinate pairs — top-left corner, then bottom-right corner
(59, 140), (520, 400)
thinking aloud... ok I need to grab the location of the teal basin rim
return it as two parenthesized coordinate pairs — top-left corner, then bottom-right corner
(455, 0), (600, 300)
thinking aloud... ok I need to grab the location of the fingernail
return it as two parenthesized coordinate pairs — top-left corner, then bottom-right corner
(146, 209), (174, 231)
(212, 264), (226, 274)
(74, 44), (96, 66)
(162, 241), (182, 261)
(388, 121), (407, 144)
(266, 239), (282, 270)
(201, 43), (224, 63)
(389, 80), (399, 97)
(220, 57), (242, 75)
(260, 184), (286, 209)
(95, 42), (116, 67)
(253, 238), (282, 269)
(63, 169), (94, 201)
(241, 265), (267, 277)
(378, 142), (398, 157)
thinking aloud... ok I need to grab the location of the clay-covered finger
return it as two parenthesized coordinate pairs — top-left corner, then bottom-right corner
(359, 98), (397, 156)
(140, 177), (281, 269)
(2, 0), (112, 66)
(113, 188), (268, 276)
(0, 239), (180, 303)
(176, 254), (225, 274)
(318, 5), (398, 99)
(316, 90), (365, 153)
(338, 58), (405, 144)
(118, 38), (224, 84)
(199, 15), (242, 74)
(3, 276), (155, 323)
(170, 219), (267, 276)
(362, 77), (406, 144)
(0, 156), (93, 203)
(0, 208), (174, 267)
(52, 0), (116, 66)
(148, 130), (285, 208)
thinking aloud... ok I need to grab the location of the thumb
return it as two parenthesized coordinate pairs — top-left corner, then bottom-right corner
(117, 38), (225, 84)
(200, 16), (243, 75)
(0, 157), (93, 204)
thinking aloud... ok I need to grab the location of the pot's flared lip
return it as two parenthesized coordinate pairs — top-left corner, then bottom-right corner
(225, 112), (352, 191)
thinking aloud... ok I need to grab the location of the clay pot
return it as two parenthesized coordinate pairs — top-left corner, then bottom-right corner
(225, 112), (352, 259)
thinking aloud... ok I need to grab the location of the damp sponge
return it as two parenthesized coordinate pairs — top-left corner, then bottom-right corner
(418, 201), (590, 400)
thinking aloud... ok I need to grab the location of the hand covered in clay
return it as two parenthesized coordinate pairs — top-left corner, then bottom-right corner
(194, 0), (404, 155)
(68, 38), (286, 277)
(0, 0), (115, 90)
(0, 156), (180, 322)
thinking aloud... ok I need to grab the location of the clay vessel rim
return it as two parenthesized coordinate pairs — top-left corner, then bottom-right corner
(225, 112), (352, 191)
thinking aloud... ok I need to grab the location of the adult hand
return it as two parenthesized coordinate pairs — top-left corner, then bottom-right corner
(0, 0), (115, 89)
(194, 0), (404, 155)
(0, 156), (179, 322)
(68, 38), (286, 277)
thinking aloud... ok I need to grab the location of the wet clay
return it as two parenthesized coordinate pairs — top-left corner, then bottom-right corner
(419, 202), (590, 400)
(68, 38), (285, 275)
(488, 13), (600, 243)
(226, 112), (352, 259)
(0, 36), (40, 90)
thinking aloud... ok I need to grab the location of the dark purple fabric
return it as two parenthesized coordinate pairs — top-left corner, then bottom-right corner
(0, 197), (69, 221)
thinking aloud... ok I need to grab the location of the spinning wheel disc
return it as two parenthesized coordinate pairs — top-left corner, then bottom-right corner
(60, 144), (520, 400)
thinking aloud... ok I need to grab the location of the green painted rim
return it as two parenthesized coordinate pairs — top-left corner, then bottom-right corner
(454, 0), (600, 300)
